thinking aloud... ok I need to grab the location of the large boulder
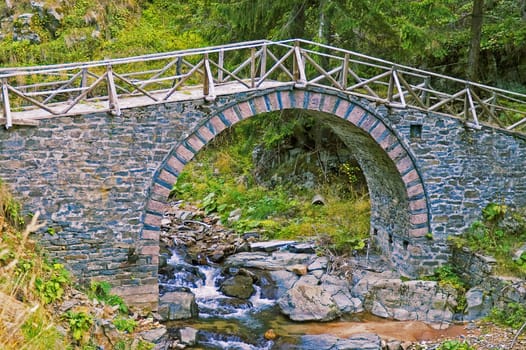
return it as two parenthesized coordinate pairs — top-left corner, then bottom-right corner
(178, 327), (198, 346)
(219, 275), (255, 299)
(270, 270), (299, 299)
(158, 291), (198, 321)
(464, 287), (493, 321)
(225, 251), (315, 270)
(278, 279), (341, 321)
(360, 278), (457, 324)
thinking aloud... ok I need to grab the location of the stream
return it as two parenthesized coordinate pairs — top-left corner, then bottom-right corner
(158, 247), (466, 349)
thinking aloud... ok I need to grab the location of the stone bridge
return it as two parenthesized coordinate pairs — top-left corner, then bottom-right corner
(0, 40), (525, 310)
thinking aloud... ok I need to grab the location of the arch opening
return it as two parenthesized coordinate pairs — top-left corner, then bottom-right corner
(145, 88), (432, 277)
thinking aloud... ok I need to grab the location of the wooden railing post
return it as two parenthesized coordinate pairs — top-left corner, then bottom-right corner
(260, 44), (267, 81)
(465, 86), (480, 129)
(203, 53), (216, 101)
(106, 65), (121, 116)
(2, 79), (12, 129)
(490, 91), (497, 115)
(387, 68), (395, 102)
(218, 50), (224, 83)
(250, 47), (256, 88)
(341, 53), (349, 89)
(421, 76), (430, 106)
(293, 41), (307, 88)
(81, 68), (88, 89)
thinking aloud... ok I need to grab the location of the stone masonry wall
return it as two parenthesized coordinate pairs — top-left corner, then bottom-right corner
(380, 107), (526, 239)
(0, 86), (525, 309)
(0, 101), (210, 309)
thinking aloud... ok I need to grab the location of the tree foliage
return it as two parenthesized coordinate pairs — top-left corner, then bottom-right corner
(0, 0), (524, 87)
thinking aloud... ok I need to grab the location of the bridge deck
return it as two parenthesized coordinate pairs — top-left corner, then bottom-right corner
(1, 80), (289, 123)
(1, 39), (525, 132)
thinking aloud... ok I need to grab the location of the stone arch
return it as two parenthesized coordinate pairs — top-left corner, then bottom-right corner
(143, 87), (431, 276)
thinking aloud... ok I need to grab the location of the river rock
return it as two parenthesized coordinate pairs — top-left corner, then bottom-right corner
(270, 270), (299, 298)
(250, 240), (295, 252)
(219, 275), (255, 299)
(278, 280), (341, 321)
(251, 269), (278, 299)
(225, 251), (315, 270)
(361, 278), (457, 324)
(289, 242), (316, 254)
(308, 256), (328, 271)
(138, 326), (167, 343)
(297, 333), (381, 350)
(287, 264), (308, 275)
(158, 291), (198, 321)
(464, 287), (492, 321)
(178, 327), (198, 345)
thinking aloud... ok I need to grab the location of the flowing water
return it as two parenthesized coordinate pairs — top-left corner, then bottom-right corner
(160, 248), (466, 349)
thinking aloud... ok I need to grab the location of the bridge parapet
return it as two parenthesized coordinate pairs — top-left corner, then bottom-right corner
(1, 39), (525, 133)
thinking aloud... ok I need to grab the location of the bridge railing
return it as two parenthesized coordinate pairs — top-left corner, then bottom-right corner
(1, 39), (525, 134)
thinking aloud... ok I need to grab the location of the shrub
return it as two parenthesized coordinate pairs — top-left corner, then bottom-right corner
(63, 310), (93, 342)
(489, 302), (526, 329)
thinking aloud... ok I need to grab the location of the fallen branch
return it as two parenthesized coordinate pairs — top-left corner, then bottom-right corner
(511, 319), (526, 349)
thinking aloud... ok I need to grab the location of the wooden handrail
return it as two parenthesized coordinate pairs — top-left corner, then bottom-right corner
(0, 39), (524, 133)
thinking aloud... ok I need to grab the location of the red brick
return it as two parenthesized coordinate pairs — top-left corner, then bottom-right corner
(370, 122), (387, 141)
(307, 93), (322, 110)
(347, 106), (366, 124)
(253, 96), (269, 114)
(359, 114), (377, 132)
(396, 156), (413, 174)
(293, 90), (305, 109)
(152, 183), (171, 198)
(409, 227), (429, 238)
(402, 169), (419, 184)
(175, 144), (194, 162)
(410, 199), (427, 212)
(407, 183), (424, 198)
(380, 134), (398, 150)
(144, 213), (162, 227)
(142, 245), (159, 255)
(222, 107), (239, 125)
(388, 144), (405, 160)
(159, 169), (177, 185)
(142, 229), (160, 240)
(146, 199), (167, 214)
(237, 101), (252, 119)
(321, 95), (338, 114)
(267, 92), (280, 111)
(209, 116), (227, 134)
(334, 100), (351, 119)
(167, 156), (185, 174)
(410, 213), (428, 225)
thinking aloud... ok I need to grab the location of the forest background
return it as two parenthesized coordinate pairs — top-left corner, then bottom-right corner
(0, 0), (525, 89)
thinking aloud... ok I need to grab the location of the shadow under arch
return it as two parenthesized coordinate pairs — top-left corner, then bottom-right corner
(144, 87), (431, 277)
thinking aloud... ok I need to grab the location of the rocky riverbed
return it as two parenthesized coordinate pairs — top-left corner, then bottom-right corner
(152, 201), (526, 349)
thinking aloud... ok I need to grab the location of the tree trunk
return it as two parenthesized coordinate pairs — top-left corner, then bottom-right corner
(289, 1), (306, 39)
(467, 0), (484, 81)
(5, 0), (12, 9)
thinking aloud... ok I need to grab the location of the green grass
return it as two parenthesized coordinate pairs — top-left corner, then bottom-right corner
(449, 203), (526, 277)
(171, 114), (371, 254)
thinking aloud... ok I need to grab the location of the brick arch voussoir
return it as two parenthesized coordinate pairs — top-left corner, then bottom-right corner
(143, 88), (430, 252)
(274, 88), (431, 238)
